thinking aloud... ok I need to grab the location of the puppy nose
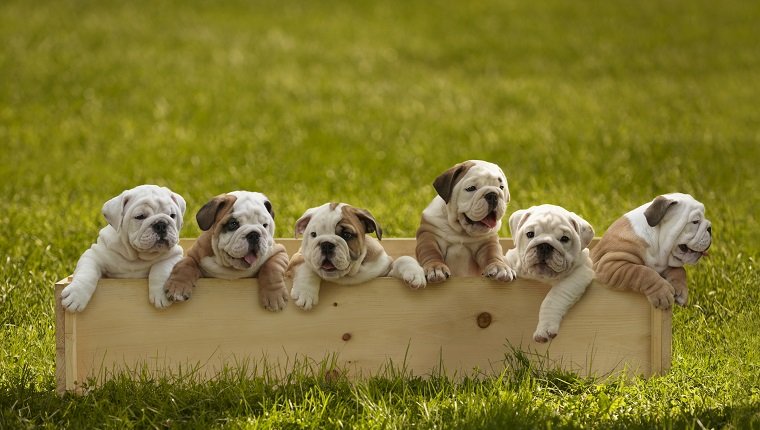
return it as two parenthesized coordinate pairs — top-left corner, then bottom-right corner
(320, 242), (336, 255)
(246, 231), (260, 245)
(537, 243), (553, 260)
(707, 226), (712, 235)
(485, 192), (498, 205)
(152, 221), (167, 235)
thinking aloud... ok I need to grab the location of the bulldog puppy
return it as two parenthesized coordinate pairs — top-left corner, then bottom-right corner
(60, 185), (186, 312)
(416, 160), (515, 283)
(591, 193), (712, 310)
(288, 202), (426, 310)
(505, 205), (595, 343)
(163, 191), (289, 311)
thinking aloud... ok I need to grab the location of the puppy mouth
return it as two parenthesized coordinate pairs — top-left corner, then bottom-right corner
(465, 211), (499, 229)
(241, 251), (258, 267)
(320, 258), (338, 272)
(678, 244), (709, 257)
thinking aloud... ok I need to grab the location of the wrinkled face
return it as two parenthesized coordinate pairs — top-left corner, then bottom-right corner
(103, 185), (185, 254)
(211, 192), (275, 271)
(510, 205), (593, 280)
(446, 162), (509, 236)
(295, 203), (378, 280)
(662, 198), (712, 267)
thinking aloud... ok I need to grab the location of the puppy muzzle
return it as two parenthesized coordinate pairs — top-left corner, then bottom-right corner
(132, 214), (178, 251)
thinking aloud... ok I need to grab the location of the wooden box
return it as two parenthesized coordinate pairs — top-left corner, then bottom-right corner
(55, 239), (671, 393)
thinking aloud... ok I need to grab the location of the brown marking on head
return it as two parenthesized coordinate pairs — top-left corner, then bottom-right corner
(339, 205), (382, 260)
(644, 195), (678, 227)
(433, 161), (476, 203)
(196, 194), (237, 231)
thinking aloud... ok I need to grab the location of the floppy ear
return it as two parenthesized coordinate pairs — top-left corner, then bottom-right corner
(351, 207), (383, 240)
(570, 214), (595, 249)
(102, 189), (130, 229)
(433, 161), (475, 203)
(644, 195), (678, 227)
(264, 200), (274, 219)
(295, 207), (320, 238)
(196, 194), (236, 231)
(170, 191), (187, 231)
(508, 209), (530, 237)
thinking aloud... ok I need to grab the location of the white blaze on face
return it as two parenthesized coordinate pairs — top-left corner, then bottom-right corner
(450, 161), (509, 236)
(214, 191), (275, 271)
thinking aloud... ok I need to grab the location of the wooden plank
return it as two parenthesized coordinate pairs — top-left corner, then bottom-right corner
(54, 280), (67, 394)
(55, 238), (669, 393)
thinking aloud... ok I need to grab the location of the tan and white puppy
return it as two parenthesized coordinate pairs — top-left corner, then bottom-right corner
(163, 191), (289, 311)
(60, 185), (187, 312)
(505, 205), (595, 343)
(288, 202), (426, 310)
(591, 193), (712, 309)
(416, 160), (515, 283)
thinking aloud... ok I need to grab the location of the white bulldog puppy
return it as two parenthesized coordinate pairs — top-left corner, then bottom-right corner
(163, 191), (289, 311)
(416, 160), (515, 283)
(288, 202), (426, 310)
(505, 205), (595, 343)
(61, 185), (187, 312)
(592, 193), (712, 310)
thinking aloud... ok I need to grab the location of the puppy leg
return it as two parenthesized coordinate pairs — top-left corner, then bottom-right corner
(475, 237), (515, 282)
(163, 256), (202, 305)
(256, 244), (289, 312)
(389, 256), (426, 289)
(61, 249), (103, 312)
(595, 254), (675, 309)
(533, 265), (594, 343)
(664, 266), (688, 306)
(149, 252), (183, 309)
(416, 231), (450, 283)
(290, 262), (322, 310)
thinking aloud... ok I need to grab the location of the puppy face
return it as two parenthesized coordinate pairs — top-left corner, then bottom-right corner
(295, 203), (381, 279)
(102, 184), (186, 253)
(434, 160), (509, 236)
(197, 191), (275, 271)
(643, 193), (712, 267)
(509, 204), (593, 280)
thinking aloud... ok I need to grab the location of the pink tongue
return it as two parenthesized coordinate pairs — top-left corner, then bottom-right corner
(322, 260), (336, 270)
(481, 213), (498, 229)
(244, 253), (257, 265)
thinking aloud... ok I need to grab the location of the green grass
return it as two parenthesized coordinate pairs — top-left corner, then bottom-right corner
(1, 0), (759, 427)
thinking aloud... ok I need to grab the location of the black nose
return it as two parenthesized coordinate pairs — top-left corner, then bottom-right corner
(485, 192), (498, 206)
(152, 222), (167, 236)
(247, 231), (260, 246)
(707, 226), (712, 235)
(537, 243), (553, 260)
(320, 242), (336, 255)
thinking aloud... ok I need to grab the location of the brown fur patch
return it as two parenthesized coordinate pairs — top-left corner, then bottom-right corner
(433, 161), (476, 203)
(339, 205), (369, 260)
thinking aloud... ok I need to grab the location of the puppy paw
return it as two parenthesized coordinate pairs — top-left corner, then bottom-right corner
(60, 283), (92, 312)
(671, 282), (689, 307)
(291, 287), (319, 310)
(483, 261), (516, 282)
(260, 287), (288, 312)
(423, 262), (450, 284)
(150, 289), (173, 309)
(164, 278), (193, 303)
(402, 267), (427, 289)
(646, 286), (675, 310)
(533, 321), (560, 343)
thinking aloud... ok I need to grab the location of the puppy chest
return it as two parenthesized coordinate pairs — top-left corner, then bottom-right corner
(444, 244), (479, 277)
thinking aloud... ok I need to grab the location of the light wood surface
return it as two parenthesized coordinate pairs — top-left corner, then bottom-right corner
(55, 238), (670, 394)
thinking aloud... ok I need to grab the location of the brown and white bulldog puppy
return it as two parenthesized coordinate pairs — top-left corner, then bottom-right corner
(591, 193), (712, 310)
(416, 160), (515, 283)
(61, 185), (187, 312)
(163, 191), (289, 311)
(288, 202), (426, 310)
(505, 205), (595, 343)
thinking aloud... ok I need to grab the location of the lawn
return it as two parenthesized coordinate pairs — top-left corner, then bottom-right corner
(1, 0), (759, 428)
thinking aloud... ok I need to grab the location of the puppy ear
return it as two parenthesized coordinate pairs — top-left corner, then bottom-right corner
(170, 191), (187, 231)
(264, 200), (274, 219)
(352, 207), (383, 240)
(570, 214), (595, 249)
(433, 161), (475, 203)
(508, 209), (530, 237)
(196, 194), (236, 231)
(295, 207), (319, 238)
(102, 190), (129, 229)
(644, 195), (678, 227)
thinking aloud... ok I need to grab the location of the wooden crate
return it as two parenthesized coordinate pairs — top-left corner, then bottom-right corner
(55, 238), (671, 394)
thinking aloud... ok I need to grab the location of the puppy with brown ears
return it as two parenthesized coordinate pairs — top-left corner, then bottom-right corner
(288, 202), (426, 310)
(163, 191), (289, 311)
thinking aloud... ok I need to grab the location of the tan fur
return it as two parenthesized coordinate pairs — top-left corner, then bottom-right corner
(256, 244), (289, 305)
(415, 219), (449, 276)
(591, 217), (676, 308)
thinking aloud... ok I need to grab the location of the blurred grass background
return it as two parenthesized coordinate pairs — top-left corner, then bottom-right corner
(1, 0), (759, 427)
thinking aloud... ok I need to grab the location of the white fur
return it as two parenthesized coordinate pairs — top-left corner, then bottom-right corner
(61, 185), (186, 311)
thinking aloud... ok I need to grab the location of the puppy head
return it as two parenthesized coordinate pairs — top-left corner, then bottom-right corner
(643, 193), (712, 267)
(102, 184), (186, 253)
(509, 204), (594, 280)
(197, 191), (276, 271)
(434, 160), (509, 236)
(295, 202), (381, 279)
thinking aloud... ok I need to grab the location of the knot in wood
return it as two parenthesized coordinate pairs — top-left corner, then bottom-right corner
(476, 312), (492, 328)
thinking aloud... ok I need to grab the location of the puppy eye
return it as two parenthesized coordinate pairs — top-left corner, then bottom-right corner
(560, 236), (570, 243)
(341, 231), (355, 240)
(226, 219), (239, 231)
(465, 186), (477, 192)
(692, 220), (700, 224)
(310, 232), (317, 238)
(134, 214), (147, 220)
(526, 232), (534, 238)
(170, 214), (176, 219)
(499, 185), (504, 190)
(263, 223), (269, 228)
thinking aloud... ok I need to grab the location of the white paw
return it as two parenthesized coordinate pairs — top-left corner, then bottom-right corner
(402, 267), (427, 289)
(150, 288), (173, 309)
(260, 288), (288, 312)
(533, 320), (560, 343)
(291, 287), (319, 310)
(60, 283), (92, 312)
(483, 262), (516, 282)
